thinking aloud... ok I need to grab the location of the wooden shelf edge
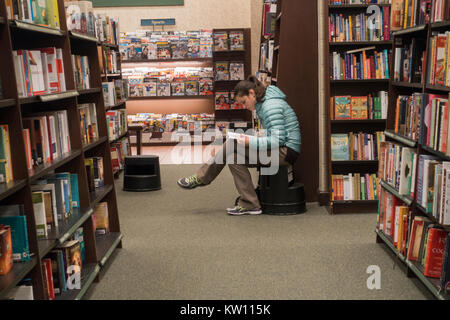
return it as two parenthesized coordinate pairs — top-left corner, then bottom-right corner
(392, 24), (428, 36)
(392, 81), (423, 89)
(54, 263), (100, 301)
(83, 137), (108, 152)
(70, 31), (99, 43)
(329, 4), (391, 9)
(10, 20), (65, 37)
(384, 130), (417, 147)
(89, 185), (114, 208)
(380, 180), (413, 206)
(420, 145), (450, 161)
(20, 90), (79, 105)
(0, 99), (16, 109)
(97, 233), (123, 267)
(57, 208), (94, 245)
(78, 88), (102, 95)
(109, 132), (128, 144)
(0, 179), (27, 202)
(329, 41), (392, 46)
(128, 95), (214, 101)
(426, 84), (450, 92)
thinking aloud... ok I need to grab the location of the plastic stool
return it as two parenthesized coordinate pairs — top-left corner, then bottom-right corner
(259, 166), (306, 215)
(123, 156), (161, 192)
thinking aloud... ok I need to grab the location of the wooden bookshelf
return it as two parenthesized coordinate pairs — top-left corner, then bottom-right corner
(374, 15), (450, 300)
(0, 0), (123, 300)
(213, 28), (252, 123)
(325, 2), (391, 213)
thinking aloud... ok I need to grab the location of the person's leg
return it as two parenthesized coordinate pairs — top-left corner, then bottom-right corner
(228, 164), (261, 210)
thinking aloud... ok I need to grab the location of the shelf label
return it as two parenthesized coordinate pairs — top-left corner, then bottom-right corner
(141, 19), (176, 26)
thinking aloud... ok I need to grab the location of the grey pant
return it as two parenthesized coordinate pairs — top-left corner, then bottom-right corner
(196, 139), (290, 209)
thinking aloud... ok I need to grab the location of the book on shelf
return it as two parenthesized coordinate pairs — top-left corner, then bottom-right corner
(393, 38), (426, 83)
(32, 191), (47, 239)
(0, 205), (30, 263)
(157, 82), (171, 97)
(331, 46), (390, 80)
(0, 225), (13, 276)
(0, 125), (13, 184)
(7, 0), (60, 29)
(106, 109), (127, 142)
(393, 93), (422, 141)
(262, 1), (277, 38)
(331, 92), (388, 120)
(329, 7), (391, 42)
(215, 91), (230, 110)
(93, 202), (109, 236)
(427, 32), (450, 87)
(13, 48), (67, 98)
(72, 55), (90, 91)
(85, 157), (104, 189)
(331, 173), (379, 201)
(199, 78), (214, 96)
(184, 80), (199, 96)
(379, 142), (418, 197)
(440, 233), (450, 292)
(390, 0), (432, 31)
(22, 110), (71, 168)
(79, 103), (98, 145)
(111, 138), (130, 173)
(331, 132), (385, 161)
(102, 46), (120, 75)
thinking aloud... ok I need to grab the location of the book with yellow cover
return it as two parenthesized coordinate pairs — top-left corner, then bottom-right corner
(350, 96), (368, 120)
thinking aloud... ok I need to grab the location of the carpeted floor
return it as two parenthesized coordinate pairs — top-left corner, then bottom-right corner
(84, 164), (433, 300)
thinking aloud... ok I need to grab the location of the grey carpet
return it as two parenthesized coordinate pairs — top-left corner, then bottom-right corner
(84, 165), (433, 300)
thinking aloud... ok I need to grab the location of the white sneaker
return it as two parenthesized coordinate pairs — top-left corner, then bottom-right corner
(227, 206), (262, 216)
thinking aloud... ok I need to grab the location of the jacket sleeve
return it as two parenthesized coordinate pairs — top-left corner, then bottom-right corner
(249, 102), (287, 151)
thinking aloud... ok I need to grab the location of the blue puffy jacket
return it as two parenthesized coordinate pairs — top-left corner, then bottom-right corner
(249, 86), (301, 153)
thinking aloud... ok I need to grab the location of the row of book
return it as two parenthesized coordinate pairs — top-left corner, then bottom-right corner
(379, 142), (418, 198)
(101, 46), (120, 75)
(427, 32), (450, 87)
(391, 0), (431, 30)
(393, 92), (450, 155)
(85, 157), (105, 192)
(331, 173), (380, 201)
(259, 39), (274, 74)
(215, 91), (245, 110)
(72, 55), (90, 91)
(329, 10), (391, 43)
(0, 125), (13, 184)
(32, 172), (80, 239)
(331, 92), (388, 120)
(6, 0), (60, 29)
(128, 113), (216, 133)
(331, 132), (385, 161)
(23, 111), (71, 170)
(79, 103), (98, 146)
(107, 109), (128, 143)
(111, 137), (130, 174)
(102, 80), (129, 107)
(13, 48), (67, 98)
(123, 66), (213, 82)
(416, 156), (450, 225)
(377, 196), (450, 287)
(129, 79), (213, 98)
(262, 1), (277, 38)
(65, 1), (120, 45)
(393, 39), (426, 83)
(331, 47), (391, 80)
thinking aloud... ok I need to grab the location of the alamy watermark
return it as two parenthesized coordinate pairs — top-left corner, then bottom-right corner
(169, 128), (280, 175)
(366, 265), (381, 290)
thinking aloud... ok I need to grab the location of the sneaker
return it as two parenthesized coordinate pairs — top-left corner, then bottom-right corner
(177, 175), (205, 189)
(227, 206), (262, 216)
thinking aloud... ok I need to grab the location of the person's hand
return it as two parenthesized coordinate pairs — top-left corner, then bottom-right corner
(237, 134), (250, 147)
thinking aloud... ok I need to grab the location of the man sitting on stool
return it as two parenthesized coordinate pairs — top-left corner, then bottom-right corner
(177, 75), (301, 216)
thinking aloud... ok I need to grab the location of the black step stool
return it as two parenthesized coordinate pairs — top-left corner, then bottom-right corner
(123, 156), (161, 192)
(259, 166), (306, 215)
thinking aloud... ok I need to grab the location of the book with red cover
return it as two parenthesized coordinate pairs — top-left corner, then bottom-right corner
(43, 258), (55, 300)
(0, 225), (13, 276)
(424, 228), (448, 278)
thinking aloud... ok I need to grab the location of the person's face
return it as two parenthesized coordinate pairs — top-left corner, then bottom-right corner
(236, 89), (257, 110)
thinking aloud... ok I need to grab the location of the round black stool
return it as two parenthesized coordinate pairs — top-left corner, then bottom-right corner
(123, 156), (161, 192)
(259, 166), (306, 215)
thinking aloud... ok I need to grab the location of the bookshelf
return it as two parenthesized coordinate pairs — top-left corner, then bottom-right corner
(98, 41), (130, 179)
(0, 0), (122, 300)
(325, 1), (392, 214)
(374, 3), (450, 300)
(256, 0), (320, 202)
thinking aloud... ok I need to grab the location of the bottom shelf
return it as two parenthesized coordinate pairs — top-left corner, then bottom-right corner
(0, 257), (37, 299)
(375, 229), (450, 300)
(54, 263), (100, 300)
(330, 200), (379, 214)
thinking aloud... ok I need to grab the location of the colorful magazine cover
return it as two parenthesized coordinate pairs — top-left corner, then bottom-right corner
(230, 62), (245, 80)
(199, 78), (213, 96)
(188, 37), (201, 58)
(214, 31), (229, 51)
(157, 41), (171, 59)
(230, 92), (244, 109)
(215, 61), (229, 81)
(229, 31), (244, 51)
(184, 80), (199, 96)
(143, 79), (157, 97)
(157, 82), (171, 96)
(171, 39), (189, 59)
(171, 81), (185, 96)
(215, 92), (230, 110)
